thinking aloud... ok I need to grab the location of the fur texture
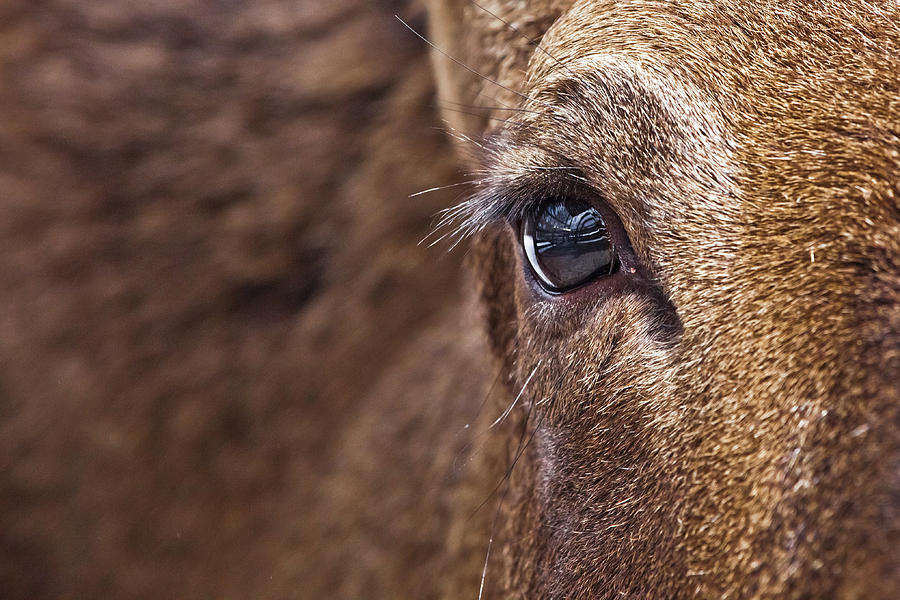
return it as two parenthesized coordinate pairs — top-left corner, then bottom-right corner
(2, 1), (898, 599)
(429, 0), (900, 597)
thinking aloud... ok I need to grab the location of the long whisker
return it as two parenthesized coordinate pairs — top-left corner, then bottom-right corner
(491, 359), (541, 428)
(408, 180), (478, 198)
(451, 366), (507, 475)
(467, 385), (549, 520)
(431, 123), (488, 151)
(475, 383), (539, 600)
(470, 397), (552, 600)
(449, 341), (521, 477)
(468, 0), (579, 81)
(395, 15), (548, 109)
(472, 357), (569, 596)
(478, 474), (510, 600)
(437, 98), (542, 115)
(433, 104), (521, 126)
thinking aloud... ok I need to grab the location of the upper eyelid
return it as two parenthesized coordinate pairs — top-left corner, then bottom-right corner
(446, 157), (594, 241)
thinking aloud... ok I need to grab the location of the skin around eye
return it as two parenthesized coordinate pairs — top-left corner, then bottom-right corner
(522, 197), (619, 293)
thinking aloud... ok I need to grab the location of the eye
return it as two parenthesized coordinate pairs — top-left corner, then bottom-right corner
(522, 197), (619, 293)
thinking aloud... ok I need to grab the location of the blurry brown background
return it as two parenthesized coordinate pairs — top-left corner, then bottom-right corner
(0, 1), (464, 597)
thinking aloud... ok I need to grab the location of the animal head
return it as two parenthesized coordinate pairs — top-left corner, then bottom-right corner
(427, 1), (900, 597)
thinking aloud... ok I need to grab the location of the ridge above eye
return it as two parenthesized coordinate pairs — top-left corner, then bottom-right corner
(522, 197), (619, 293)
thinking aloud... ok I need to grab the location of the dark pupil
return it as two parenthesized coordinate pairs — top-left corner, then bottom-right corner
(524, 198), (617, 292)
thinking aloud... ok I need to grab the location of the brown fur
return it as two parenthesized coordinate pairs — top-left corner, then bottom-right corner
(429, 0), (900, 597)
(1, 1), (898, 599)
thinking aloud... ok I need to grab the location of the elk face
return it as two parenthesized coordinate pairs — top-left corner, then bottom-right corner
(428, 1), (900, 597)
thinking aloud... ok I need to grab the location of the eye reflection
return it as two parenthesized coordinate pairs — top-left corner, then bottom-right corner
(522, 197), (618, 292)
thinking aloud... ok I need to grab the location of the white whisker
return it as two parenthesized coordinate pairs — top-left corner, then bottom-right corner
(395, 15), (548, 109)
(491, 360), (541, 428)
(408, 180), (477, 198)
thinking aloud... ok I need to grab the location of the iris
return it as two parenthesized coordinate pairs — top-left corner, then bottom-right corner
(522, 197), (618, 293)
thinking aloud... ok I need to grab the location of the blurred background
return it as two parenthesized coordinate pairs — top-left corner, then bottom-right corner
(0, 1), (464, 597)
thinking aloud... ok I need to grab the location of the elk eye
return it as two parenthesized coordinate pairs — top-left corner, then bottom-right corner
(522, 197), (618, 293)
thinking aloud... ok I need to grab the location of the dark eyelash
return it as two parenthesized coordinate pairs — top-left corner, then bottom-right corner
(430, 185), (529, 247)
(429, 169), (591, 249)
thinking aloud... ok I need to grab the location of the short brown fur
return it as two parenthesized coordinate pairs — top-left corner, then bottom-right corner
(427, 0), (900, 597)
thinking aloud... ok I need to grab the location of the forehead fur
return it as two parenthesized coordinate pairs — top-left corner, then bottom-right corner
(440, 0), (900, 312)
